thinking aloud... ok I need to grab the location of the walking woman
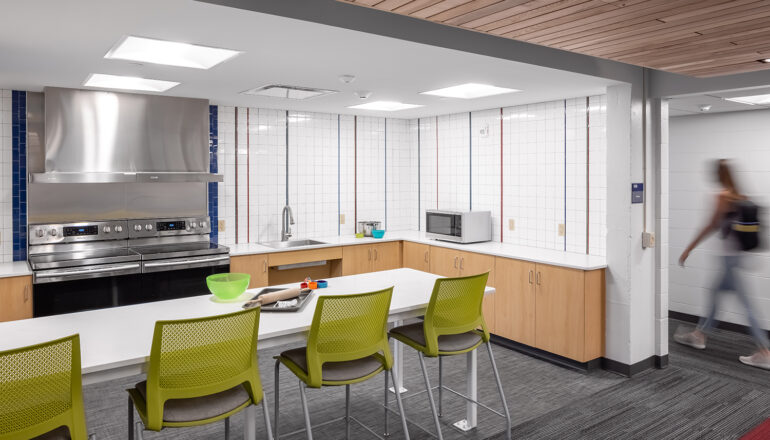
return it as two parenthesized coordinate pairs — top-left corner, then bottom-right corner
(677, 159), (770, 370)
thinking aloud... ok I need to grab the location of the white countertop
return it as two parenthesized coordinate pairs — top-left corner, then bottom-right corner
(0, 268), (493, 379)
(229, 230), (607, 271)
(0, 261), (32, 279)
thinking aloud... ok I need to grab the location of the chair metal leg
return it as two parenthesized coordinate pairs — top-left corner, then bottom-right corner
(345, 384), (351, 440)
(262, 392), (275, 440)
(274, 359), (281, 439)
(135, 422), (144, 440)
(438, 356), (443, 417)
(225, 416), (230, 440)
(298, 380), (314, 440)
(486, 342), (512, 440)
(128, 397), (134, 440)
(390, 369), (411, 440)
(417, 352), (443, 440)
(384, 370), (390, 437)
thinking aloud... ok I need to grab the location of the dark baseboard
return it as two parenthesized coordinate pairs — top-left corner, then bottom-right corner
(490, 335), (600, 373)
(601, 355), (667, 377)
(669, 311), (770, 339)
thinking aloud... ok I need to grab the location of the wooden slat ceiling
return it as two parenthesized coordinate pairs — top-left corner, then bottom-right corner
(339, 0), (770, 77)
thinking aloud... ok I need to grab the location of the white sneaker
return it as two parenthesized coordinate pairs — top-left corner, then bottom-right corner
(674, 331), (706, 350)
(739, 352), (770, 370)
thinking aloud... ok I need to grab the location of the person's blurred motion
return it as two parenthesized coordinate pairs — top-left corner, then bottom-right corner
(676, 159), (770, 370)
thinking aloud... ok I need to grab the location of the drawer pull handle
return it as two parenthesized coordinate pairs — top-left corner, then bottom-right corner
(460, 257), (465, 270)
(528, 270), (533, 284)
(24, 285), (29, 302)
(368, 249), (372, 261)
(454, 256), (458, 268)
(263, 260), (268, 273)
(536, 272), (541, 285)
(424, 251), (429, 263)
(374, 249), (378, 260)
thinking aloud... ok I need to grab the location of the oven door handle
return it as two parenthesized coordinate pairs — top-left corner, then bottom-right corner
(35, 263), (141, 279)
(143, 255), (230, 269)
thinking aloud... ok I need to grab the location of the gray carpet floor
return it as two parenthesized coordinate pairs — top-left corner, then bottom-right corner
(82, 318), (769, 439)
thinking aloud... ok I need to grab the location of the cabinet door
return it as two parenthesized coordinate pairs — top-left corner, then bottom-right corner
(402, 242), (430, 272)
(428, 246), (460, 277)
(342, 245), (373, 276)
(535, 264), (585, 360)
(457, 251), (497, 331)
(230, 254), (269, 288)
(372, 241), (402, 272)
(494, 258), (536, 345)
(0, 276), (33, 322)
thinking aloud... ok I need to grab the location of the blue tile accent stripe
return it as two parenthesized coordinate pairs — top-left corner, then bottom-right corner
(12, 91), (27, 261)
(208, 105), (218, 244)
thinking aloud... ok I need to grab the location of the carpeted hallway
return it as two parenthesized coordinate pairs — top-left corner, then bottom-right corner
(82, 318), (769, 439)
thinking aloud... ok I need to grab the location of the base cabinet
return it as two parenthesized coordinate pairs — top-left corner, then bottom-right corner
(402, 242), (430, 272)
(494, 258), (536, 347)
(342, 242), (402, 276)
(0, 276), (33, 322)
(230, 255), (269, 289)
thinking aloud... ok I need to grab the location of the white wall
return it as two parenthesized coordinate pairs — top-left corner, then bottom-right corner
(669, 110), (770, 331)
(0, 90), (11, 262)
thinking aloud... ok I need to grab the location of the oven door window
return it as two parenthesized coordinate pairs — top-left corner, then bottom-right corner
(134, 264), (230, 304)
(33, 274), (142, 317)
(427, 213), (462, 238)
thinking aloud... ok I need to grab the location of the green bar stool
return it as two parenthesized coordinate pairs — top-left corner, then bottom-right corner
(274, 287), (410, 440)
(0, 334), (94, 440)
(389, 272), (512, 440)
(126, 308), (273, 440)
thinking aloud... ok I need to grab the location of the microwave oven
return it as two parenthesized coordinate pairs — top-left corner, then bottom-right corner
(425, 210), (491, 243)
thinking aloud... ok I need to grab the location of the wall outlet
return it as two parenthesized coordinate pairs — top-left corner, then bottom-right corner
(508, 219), (515, 231)
(558, 223), (566, 236)
(218, 219), (226, 232)
(642, 231), (655, 248)
(340, 214), (346, 225)
(479, 124), (490, 138)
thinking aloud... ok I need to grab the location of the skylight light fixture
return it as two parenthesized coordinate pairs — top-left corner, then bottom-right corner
(83, 73), (179, 92)
(347, 101), (422, 111)
(241, 85), (337, 100)
(105, 36), (241, 69)
(724, 94), (770, 105)
(420, 83), (520, 99)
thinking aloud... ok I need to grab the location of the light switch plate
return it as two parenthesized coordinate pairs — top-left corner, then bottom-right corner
(218, 219), (226, 232)
(340, 214), (345, 225)
(508, 219), (515, 231)
(558, 223), (566, 236)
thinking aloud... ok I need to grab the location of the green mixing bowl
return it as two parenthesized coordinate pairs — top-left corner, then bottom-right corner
(206, 273), (251, 300)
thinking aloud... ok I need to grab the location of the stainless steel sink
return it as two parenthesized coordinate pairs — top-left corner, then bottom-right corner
(261, 239), (327, 249)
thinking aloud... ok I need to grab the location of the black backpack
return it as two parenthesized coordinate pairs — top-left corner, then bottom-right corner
(730, 199), (761, 251)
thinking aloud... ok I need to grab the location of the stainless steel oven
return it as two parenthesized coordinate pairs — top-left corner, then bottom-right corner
(29, 216), (228, 317)
(425, 210), (492, 243)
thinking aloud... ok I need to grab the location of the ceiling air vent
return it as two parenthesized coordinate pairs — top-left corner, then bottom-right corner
(241, 84), (337, 100)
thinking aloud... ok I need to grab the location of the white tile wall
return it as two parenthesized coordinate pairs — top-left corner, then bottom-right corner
(437, 113), (470, 212)
(419, 117), (438, 231)
(356, 116), (386, 226)
(588, 95), (608, 257)
(670, 110), (770, 330)
(565, 98), (587, 253)
(339, 115), (355, 235)
(471, 109), (502, 242)
(217, 106), (236, 246)
(386, 118), (418, 231)
(0, 90), (11, 262)
(253, 108), (286, 243)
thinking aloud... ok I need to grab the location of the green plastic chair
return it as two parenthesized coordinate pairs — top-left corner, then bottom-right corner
(274, 287), (410, 440)
(0, 334), (92, 440)
(389, 272), (512, 440)
(126, 308), (273, 440)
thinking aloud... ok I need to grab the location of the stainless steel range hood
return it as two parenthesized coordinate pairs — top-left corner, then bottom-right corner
(30, 87), (222, 183)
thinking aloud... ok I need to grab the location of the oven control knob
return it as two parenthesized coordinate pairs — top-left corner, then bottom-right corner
(49, 229), (58, 236)
(134, 224), (142, 231)
(190, 221), (197, 228)
(103, 226), (111, 233)
(115, 225), (123, 233)
(145, 224), (153, 231)
(36, 228), (44, 238)
(200, 221), (207, 229)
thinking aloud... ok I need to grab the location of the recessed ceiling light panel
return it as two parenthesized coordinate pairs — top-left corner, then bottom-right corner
(83, 73), (179, 92)
(724, 94), (770, 105)
(421, 83), (520, 99)
(105, 36), (241, 69)
(348, 101), (423, 111)
(242, 85), (337, 100)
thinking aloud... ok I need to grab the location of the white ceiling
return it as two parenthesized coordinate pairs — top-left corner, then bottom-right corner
(0, 0), (619, 119)
(669, 87), (770, 117)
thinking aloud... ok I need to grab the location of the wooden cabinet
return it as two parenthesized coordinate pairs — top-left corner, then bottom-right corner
(0, 276), (33, 322)
(230, 254), (269, 289)
(493, 257), (605, 363)
(428, 246), (496, 331)
(494, 258), (536, 346)
(342, 242), (401, 275)
(402, 242), (430, 272)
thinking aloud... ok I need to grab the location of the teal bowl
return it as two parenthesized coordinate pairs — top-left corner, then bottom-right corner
(372, 229), (385, 239)
(207, 273), (251, 300)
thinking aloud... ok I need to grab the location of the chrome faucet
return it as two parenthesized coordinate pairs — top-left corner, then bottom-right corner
(281, 205), (295, 241)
